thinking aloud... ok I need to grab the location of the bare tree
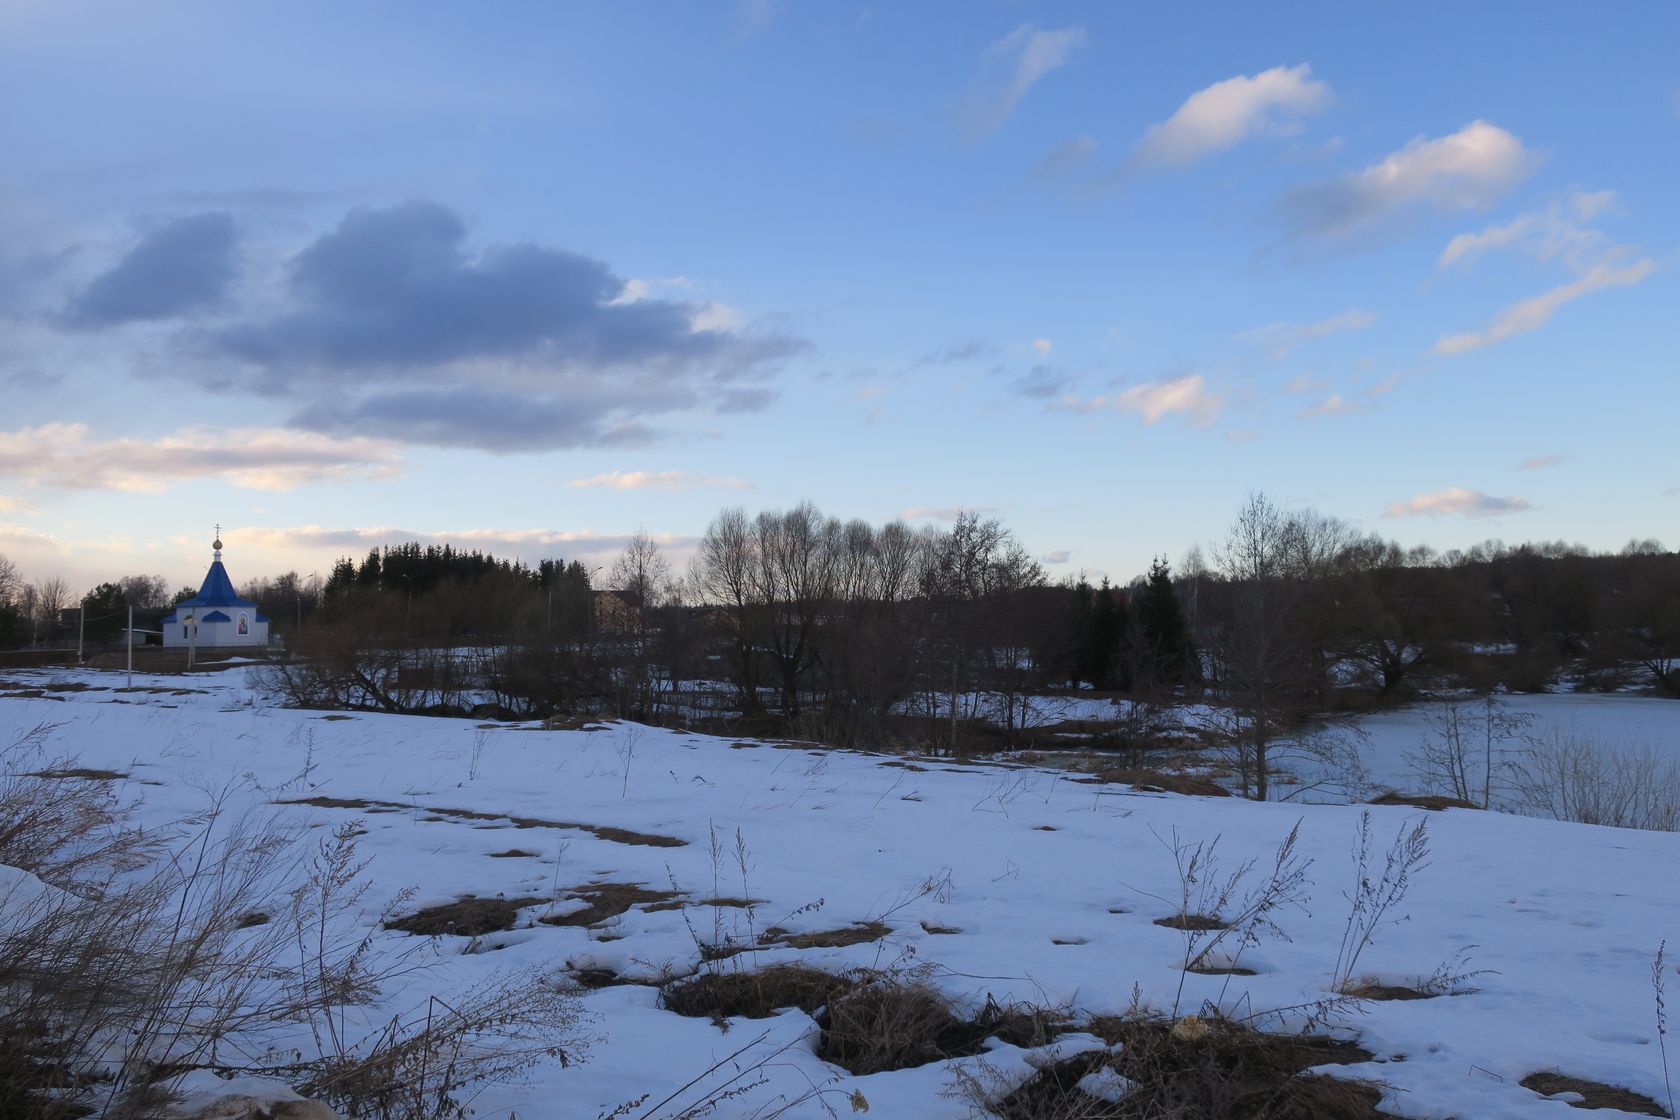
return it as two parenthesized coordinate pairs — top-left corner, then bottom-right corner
(747, 503), (841, 719)
(116, 573), (172, 609)
(1210, 494), (1317, 800)
(0, 552), (20, 606)
(608, 529), (672, 718)
(692, 507), (766, 717)
(920, 512), (1045, 752)
(33, 577), (70, 645)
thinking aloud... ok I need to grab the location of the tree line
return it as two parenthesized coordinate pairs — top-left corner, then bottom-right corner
(5, 497), (1677, 761)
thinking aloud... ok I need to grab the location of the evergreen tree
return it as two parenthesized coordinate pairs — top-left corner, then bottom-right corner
(1136, 556), (1195, 686)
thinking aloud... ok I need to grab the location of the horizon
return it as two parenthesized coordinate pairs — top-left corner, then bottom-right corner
(4, 3), (1677, 595)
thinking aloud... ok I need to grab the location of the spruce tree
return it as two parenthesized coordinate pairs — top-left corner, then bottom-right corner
(1137, 556), (1195, 686)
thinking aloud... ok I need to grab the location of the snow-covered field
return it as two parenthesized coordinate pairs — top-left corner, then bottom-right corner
(3, 666), (1678, 1118)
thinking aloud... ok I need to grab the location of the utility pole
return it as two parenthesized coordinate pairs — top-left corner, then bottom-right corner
(126, 603), (133, 688)
(76, 596), (85, 665)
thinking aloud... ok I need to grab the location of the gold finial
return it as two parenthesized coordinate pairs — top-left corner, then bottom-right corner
(213, 523), (223, 554)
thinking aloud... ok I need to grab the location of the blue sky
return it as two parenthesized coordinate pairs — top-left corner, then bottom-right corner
(2, 1), (1676, 592)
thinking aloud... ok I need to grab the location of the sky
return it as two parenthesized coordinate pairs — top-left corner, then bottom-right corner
(2, 1), (1676, 594)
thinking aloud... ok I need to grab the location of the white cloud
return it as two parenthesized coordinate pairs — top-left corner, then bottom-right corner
(900, 505), (998, 522)
(1058, 372), (1222, 426)
(1383, 487), (1531, 519)
(1286, 120), (1536, 238)
(1031, 338), (1053, 355)
(1519, 453), (1569, 471)
(1434, 254), (1655, 355)
(1242, 307), (1375, 358)
(0, 423), (402, 492)
(0, 494), (34, 514)
(1284, 374), (1327, 395)
(1438, 189), (1616, 272)
(963, 24), (1086, 138)
(609, 275), (694, 305)
(1041, 550), (1072, 564)
(1298, 393), (1365, 418)
(567, 470), (753, 492)
(690, 301), (746, 332)
(1130, 64), (1331, 169)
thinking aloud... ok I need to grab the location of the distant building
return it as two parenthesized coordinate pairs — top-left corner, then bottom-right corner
(162, 534), (270, 648)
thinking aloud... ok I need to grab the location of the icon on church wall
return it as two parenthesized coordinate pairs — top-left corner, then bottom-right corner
(238, 612), (249, 635)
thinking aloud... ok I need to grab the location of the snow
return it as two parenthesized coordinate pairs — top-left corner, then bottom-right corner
(3, 665), (1678, 1118)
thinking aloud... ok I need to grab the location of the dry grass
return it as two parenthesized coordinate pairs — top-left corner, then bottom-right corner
(1367, 791), (1479, 811)
(816, 978), (1063, 1076)
(1154, 914), (1230, 931)
(762, 920), (891, 949)
(817, 978), (978, 1075)
(385, 896), (547, 937)
(23, 768), (128, 781)
(1339, 981), (1436, 1002)
(276, 795), (687, 847)
(539, 883), (684, 928)
(968, 1016), (1384, 1120)
(1521, 1071), (1669, 1116)
(662, 964), (852, 1021)
(1077, 768), (1232, 798)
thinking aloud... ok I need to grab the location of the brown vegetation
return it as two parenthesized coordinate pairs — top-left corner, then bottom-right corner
(1521, 1071), (1669, 1116)
(385, 896), (547, 937)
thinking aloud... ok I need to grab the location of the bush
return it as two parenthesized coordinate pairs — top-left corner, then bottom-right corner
(1513, 730), (1680, 831)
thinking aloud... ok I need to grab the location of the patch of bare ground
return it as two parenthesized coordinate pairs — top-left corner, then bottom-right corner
(280, 795), (380, 811)
(584, 824), (685, 847)
(1367, 791), (1480, 811)
(536, 715), (614, 731)
(760, 921), (890, 950)
(1521, 1072), (1669, 1115)
(1186, 964), (1257, 976)
(386, 895), (547, 937)
(570, 965), (671, 990)
(920, 921), (961, 935)
(487, 848), (538, 858)
(693, 897), (764, 908)
(981, 1017), (1383, 1120)
(1074, 768), (1231, 798)
(1339, 982), (1437, 1002)
(539, 883), (684, 928)
(317, 713), (355, 721)
(275, 795), (686, 847)
(818, 982), (1063, 1075)
(1154, 913), (1229, 931)
(662, 964), (853, 1021)
(25, 768), (128, 781)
